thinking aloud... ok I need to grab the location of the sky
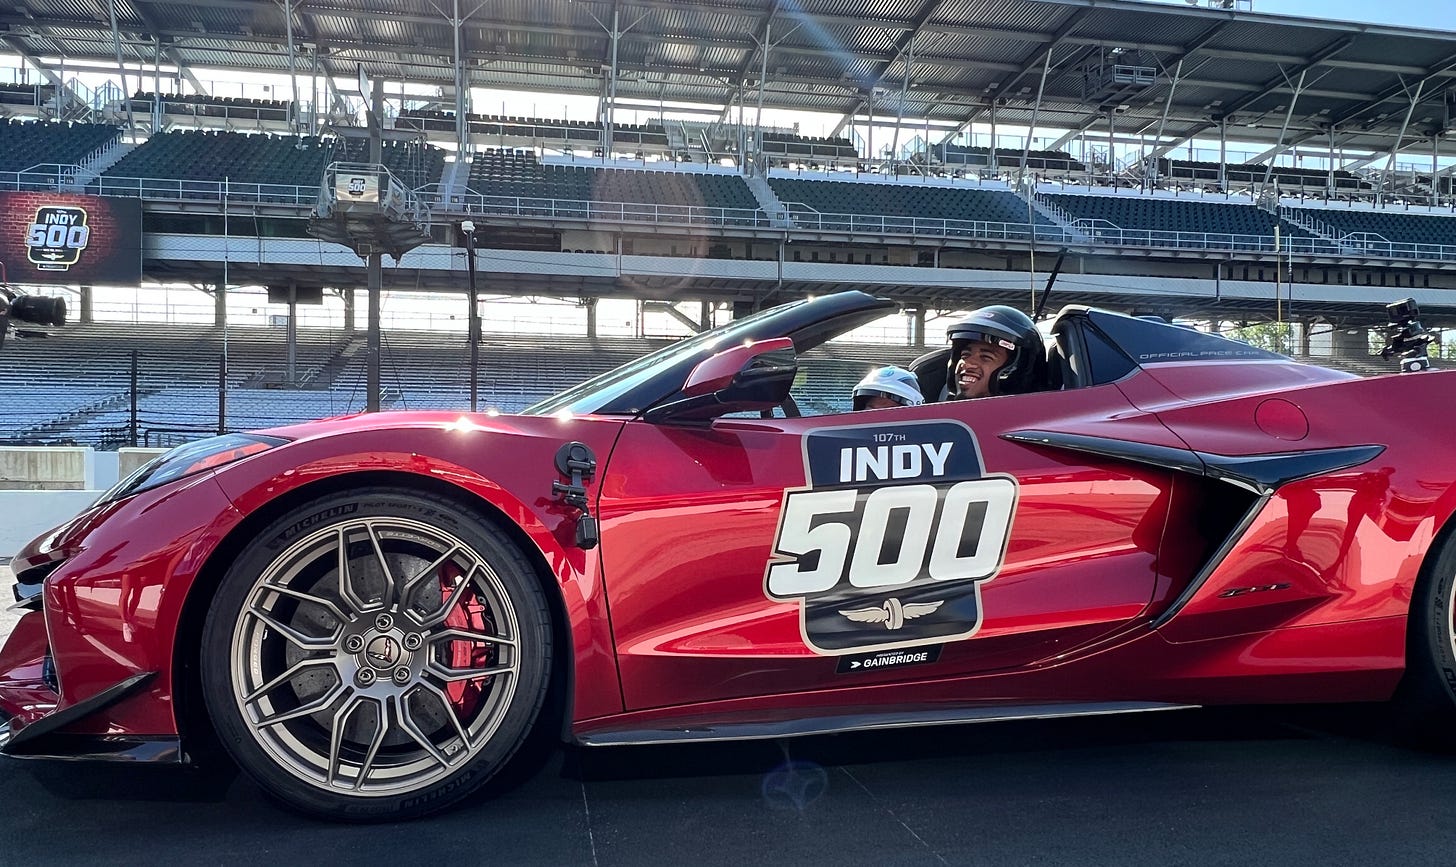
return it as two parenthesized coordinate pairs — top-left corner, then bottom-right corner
(1149, 0), (1449, 32)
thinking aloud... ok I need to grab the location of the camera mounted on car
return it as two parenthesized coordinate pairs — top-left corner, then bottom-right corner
(1379, 297), (1436, 374)
(0, 284), (68, 351)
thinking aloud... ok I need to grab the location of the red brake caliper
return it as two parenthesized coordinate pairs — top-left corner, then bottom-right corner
(438, 561), (494, 718)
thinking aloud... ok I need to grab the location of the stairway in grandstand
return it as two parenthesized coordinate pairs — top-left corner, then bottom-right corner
(14, 386), (158, 445)
(1015, 182), (1088, 241)
(66, 138), (136, 191)
(1272, 203), (1351, 251)
(743, 170), (792, 228)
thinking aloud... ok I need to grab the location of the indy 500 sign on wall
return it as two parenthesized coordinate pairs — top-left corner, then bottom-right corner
(0, 192), (142, 285)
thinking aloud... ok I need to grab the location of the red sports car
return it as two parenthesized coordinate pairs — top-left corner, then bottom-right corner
(4, 290), (1453, 821)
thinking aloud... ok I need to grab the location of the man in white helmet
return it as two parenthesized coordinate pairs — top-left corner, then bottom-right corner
(851, 366), (925, 411)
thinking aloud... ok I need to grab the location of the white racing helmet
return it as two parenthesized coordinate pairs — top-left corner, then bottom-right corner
(852, 366), (925, 410)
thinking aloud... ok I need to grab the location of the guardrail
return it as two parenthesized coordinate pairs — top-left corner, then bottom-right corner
(423, 190), (776, 228)
(4, 166), (1456, 261)
(89, 175), (319, 205)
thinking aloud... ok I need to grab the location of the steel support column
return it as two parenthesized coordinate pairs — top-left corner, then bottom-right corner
(754, 20), (772, 154)
(153, 36), (163, 131)
(107, 0), (134, 128)
(1019, 46), (1053, 177)
(1435, 134), (1443, 208)
(1219, 118), (1227, 191)
(889, 33), (916, 171)
(1261, 68), (1308, 189)
(1107, 111), (1115, 183)
(1151, 59), (1184, 186)
(310, 53), (321, 135)
(366, 80), (384, 413)
(607, 9), (620, 159)
(1381, 78), (1425, 205)
(988, 101), (997, 174)
(452, 0), (471, 155)
(867, 90), (875, 168)
(284, 0), (301, 134)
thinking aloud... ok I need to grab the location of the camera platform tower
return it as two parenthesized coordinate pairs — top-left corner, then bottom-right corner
(308, 161), (432, 260)
(306, 76), (435, 411)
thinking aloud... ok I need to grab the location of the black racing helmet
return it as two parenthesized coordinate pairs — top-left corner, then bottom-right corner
(946, 305), (1044, 397)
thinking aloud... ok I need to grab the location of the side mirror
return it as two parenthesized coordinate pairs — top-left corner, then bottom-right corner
(646, 337), (797, 422)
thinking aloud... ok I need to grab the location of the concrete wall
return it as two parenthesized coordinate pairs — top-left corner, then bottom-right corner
(119, 448), (166, 479)
(0, 447), (166, 557)
(0, 490), (101, 554)
(0, 446), (94, 491)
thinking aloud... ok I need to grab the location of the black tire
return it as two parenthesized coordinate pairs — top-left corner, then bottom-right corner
(1397, 527), (1456, 744)
(200, 487), (553, 821)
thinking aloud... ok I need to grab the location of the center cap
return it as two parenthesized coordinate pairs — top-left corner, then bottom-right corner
(364, 635), (403, 670)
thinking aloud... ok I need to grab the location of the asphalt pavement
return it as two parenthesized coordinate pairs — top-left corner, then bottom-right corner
(4, 566), (1456, 865)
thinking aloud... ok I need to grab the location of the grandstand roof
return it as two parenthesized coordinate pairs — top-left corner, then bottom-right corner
(4, 0), (1455, 157)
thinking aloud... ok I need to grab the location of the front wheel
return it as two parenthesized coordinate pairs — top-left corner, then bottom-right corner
(200, 488), (553, 821)
(1397, 528), (1456, 744)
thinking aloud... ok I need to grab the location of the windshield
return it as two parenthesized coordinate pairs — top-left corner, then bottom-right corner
(522, 300), (808, 416)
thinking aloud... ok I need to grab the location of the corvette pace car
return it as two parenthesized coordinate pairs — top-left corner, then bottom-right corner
(4, 290), (1455, 821)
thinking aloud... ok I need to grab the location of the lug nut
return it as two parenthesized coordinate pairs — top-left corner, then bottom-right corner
(356, 668), (376, 686)
(402, 633), (422, 651)
(375, 614), (394, 631)
(392, 666), (411, 685)
(344, 634), (365, 653)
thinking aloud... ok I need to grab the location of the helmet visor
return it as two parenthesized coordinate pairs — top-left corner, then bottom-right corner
(852, 387), (912, 409)
(951, 329), (1019, 354)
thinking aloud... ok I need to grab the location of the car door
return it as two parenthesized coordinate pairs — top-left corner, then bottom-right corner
(596, 380), (1179, 712)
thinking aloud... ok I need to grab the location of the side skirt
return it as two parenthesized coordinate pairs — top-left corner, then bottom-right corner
(576, 700), (1199, 747)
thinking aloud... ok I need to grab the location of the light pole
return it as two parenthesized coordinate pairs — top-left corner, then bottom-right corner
(459, 220), (480, 412)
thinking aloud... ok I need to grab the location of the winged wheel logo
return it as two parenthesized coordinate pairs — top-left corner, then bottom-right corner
(838, 598), (944, 630)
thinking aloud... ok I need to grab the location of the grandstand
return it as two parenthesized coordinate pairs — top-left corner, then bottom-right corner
(0, 118), (118, 173)
(0, 316), (935, 444)
(2, 0), (1456, 443)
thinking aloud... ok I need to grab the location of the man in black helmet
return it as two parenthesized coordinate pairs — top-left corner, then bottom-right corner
(944, 305), (1045, 400)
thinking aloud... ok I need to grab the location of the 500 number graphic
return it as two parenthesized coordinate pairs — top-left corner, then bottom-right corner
(26, 223), (90, 249)
(765, 477), (1016, 599)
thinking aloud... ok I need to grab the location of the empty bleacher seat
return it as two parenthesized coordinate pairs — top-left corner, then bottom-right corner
(1045, 193), (1306, 244)
(0, 119), (121, 174)
(768, 178), (1051, 234)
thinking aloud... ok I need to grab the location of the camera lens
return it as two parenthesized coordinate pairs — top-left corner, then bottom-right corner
(10, 294), (66, 327)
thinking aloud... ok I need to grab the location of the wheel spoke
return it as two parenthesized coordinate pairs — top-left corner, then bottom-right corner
(366, 522), (399, 610)
(413, 563), (480, 629)
(354, 698), (391, 791)
(326, 694), (377, 790)
(243, 657), (337, 704)
(428, 659), (516, 684)
(410, 681), (474, 751)
(433, 627), (516, 648)
(261, 582), (350, 626)
(396, 694), (456, 769)
(399, 545), (460, 609)
(336, 526), (370, 612)
(254, 680), (348, 728)
(247, 602), (339, 651)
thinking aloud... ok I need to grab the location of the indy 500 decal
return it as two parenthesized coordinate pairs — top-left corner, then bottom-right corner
(763, 420), (1017, 655)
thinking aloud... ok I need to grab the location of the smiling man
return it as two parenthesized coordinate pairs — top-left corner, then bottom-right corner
(945, 305), (1044, 400)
